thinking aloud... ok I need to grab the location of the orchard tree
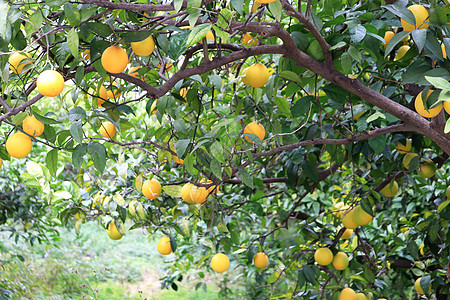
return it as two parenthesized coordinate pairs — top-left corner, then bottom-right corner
(0, 0), (449, 299)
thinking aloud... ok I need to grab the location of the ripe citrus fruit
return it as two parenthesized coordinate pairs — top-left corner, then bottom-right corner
(157, 236), (173, 255)
(314, 247), (333, 266)
(6, 132), (32, 159)
(418, 161), (435, 178)
(37, 70), (64, 97)
(256, 0), (276, 3)
(23, 116), (44, 137)
(129, 66), (143, 79)
(383, 31), (395, 47)
(0, 157), (2, 169)
(415, 90), (442, 118)
(341, 228), (353, 239)
(131, 35), (155, 57)
(180, 88), (190, 99)
(157, 60), (173, 72)
(381, 180), (399, 197)
(99, 121), (116, 139)
(442, 43), (447, 59)
(353, 205), (373, 226)
(9, 52), (32, 74)
(150, 100), (157, 115)
(395, 45), (410, 60)
(332, 252), (349, 270)
(97, 85), (108, 106)
(200, 178), (219, 194)
(211, 253), (230, 273)
(107, 219), (124, 240)
(142, 178), (162, 200)
(101, 46), (128, 73)
(190, 185), (209, 203)
(81, 49), (90, 60)
(244, 122), (265, 142)
(241, 63), (270, 88)
(243, 33), (258, 46)
(181, 183), (195, 203)
(173, 155), (184, 164)
(254, 252), (269, 268)
(342, 209), (359, 229)
(356, 293), (368, 300)
(339, 288), (357, 300)
(401, 5), (429, 32)
(444, 100), (450, 114)
(396, 138), (411, 154)
(414, 277), (430, 295)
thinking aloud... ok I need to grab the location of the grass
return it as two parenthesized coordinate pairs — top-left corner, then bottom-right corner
(0, 221), (220, 300)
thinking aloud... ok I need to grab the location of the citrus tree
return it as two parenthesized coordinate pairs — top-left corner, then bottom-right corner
(0, 0), (450, 298)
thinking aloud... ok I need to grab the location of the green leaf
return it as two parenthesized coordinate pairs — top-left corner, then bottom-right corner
(231, 0), (244, 15)
(275, 97), (292, 117)
(70, 120), (83, 144)
(44, 149), (58, 178)
(217, 8), (232, 29)
(174, 0), (183, 12)
(291, 31), (309, 52)
(407, 241), (419, 260)
(302, 266), (315, 284)
(64, 3), (81, 26)
(444, 118), (450, 134)
(382, 3), (415, 25)
(278, 71), (301, 83)
(210, 158), (222, 180)
(163, 185), (182, 197)
(420, 275), (431, 294)
(385, 31), (410, 58)
(411, 28), (427, 53)
(349, 24), (366, 44)
(186, 24), (212, 47)
(268, 1), (282, 22)
(437, 199), (450, 213)
(368, 134), (386, 155)
(211, 141), (225, 164)
(72, 144), (86, 170)
(292, 96), (313, 118)
(87, 141), (107, 173)
(25, 10), (43, 35)
(427, 221), (440, 243)
(425, 76), (450, 91)
(329, 41), (347, 51)
(173, 119), (188, 134)
(238, 167), (253, 188)
(68, 107), (86, 121)
(300, 160), (318, 182)
(87, 22), (112, 38)
(12, 112), (27, 125)
(67, 28), (79, 59)
(175, 139), (190, 159)
(120, 31), (151, 43)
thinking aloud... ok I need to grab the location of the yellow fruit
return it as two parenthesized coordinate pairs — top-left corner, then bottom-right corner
(150, 100), (157, 115)
(210, 253), (230, 273)
(342, 209), (359, 229)
(332, 252), (349, 270)
(37, 70), (65, 97)
(243, 33), (258, 46)
(256, 0), (276, 3)
(341, 228), (353, 239)
(381, 180), (399, 197)
(442, 43), (447, 59)
(142, 178), (162, 200)
(131, 35), (155, 57)
(414, 277), (430, 295)
(157, 60), (173, 72)
(180, 87), (190, 99)
(242, 63), (270, 88)
(395, 45), (410, 60)
(415, 90), (442, 118)
(396, 139), (411, 154)
(383, 31), (395, 47)
(418, 162), (435, 178)
(444, 101), (450, 115)
(190, 185), (209, 203)
(401, 5), (429, 32)
(200, 178), (219, 194)
(333, 202), (349, 218)
(403, 152), (419, 170)
(101, 46), (129, 73)
(106, 83), (122, 99)
(244, 122), (265, 143)
(6, 133), (32, 159)
(251, 2), (261, 13)
(23, 116), (44, 137)
(181, 183), (195, 203)
(0, 157), (2, 169)
(353, 205), (373, 226)
(107, 219), (124, 240)
(9, 52), (32, 74)
(241, 67), (250, 85)
(356, 293), (367, 300)
(173, 155), (184, 164)
(97, 85), (108, 106)
(339, 288), (357, 300)
(205, 31), (215, 41)
(99, 121), (116, 139)
(157, 236), (173, 255)
(314, 247), (333, 266)
(81, 49), (90, 60)
(254, 252), (269, 268)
